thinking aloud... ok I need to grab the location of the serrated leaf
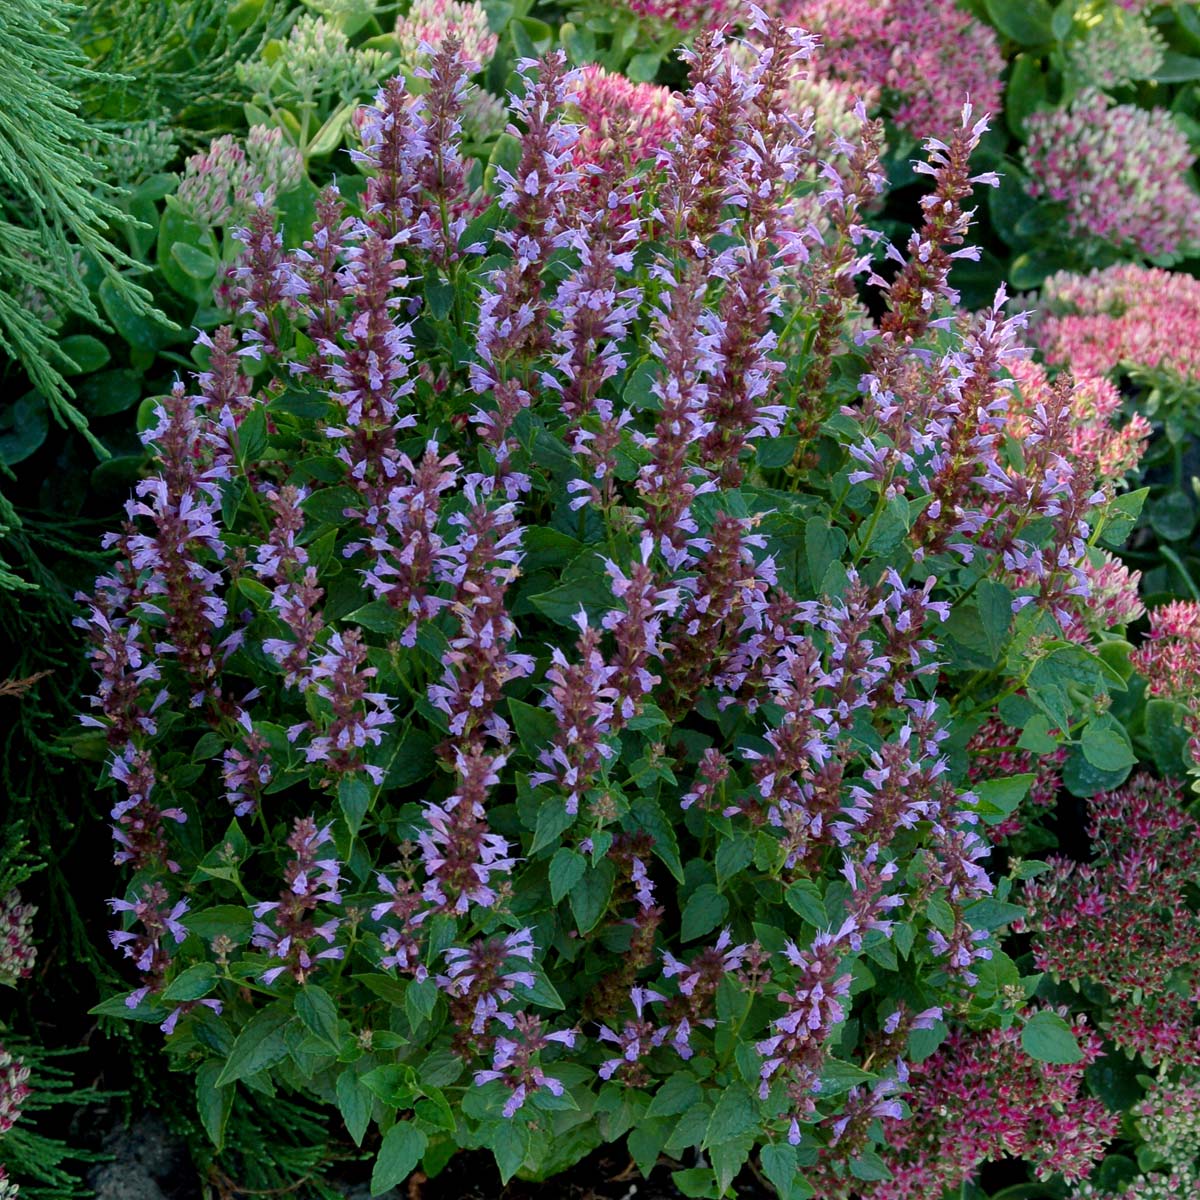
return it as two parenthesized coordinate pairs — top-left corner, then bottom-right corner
(371, 1123), (427, 1195)
(216, 1005), (291, 1086)
(549, 847), (586, 904)
(339, 776), (372, 837)
(336, 1068), (372, 1147)
(295, 984), (340, 1050)
(162, 963), (218, 1002)
(702, 1082), (757, 1148)
(569, 860), (615, 934)
(196, 1061), (233, 1150)
(1022, 1010), (1083, 1064)
(680, 884), (728, 942)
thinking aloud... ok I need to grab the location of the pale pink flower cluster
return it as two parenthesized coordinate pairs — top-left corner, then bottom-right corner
(0, 890), (35, 987)
(782, 0), (1003, 137)
(569, 65), (679, 176)
(1034, 264), (1200, 384)
(395, 0), (498, 68)
(1022, 90), (1200, 262)
(175, 128), (303, 230)
(1006, 358), (1150, 483)
(1065, 9), (1164, 90)
(621, 0), (740, 33)
(0, 1047), (29, 1136)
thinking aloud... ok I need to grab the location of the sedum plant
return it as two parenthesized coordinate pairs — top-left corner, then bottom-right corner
(82, 11), (1148, 1197)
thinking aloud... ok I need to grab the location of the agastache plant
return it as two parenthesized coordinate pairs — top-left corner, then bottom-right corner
(81, 9), (1149, 1196)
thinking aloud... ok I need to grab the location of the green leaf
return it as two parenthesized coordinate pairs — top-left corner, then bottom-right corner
(680, 883), (728, 942)
(295, 984), (340, 1050)
(626, 51), (662, 82)
(196, 1062), (233, 1151)
(58, 334), (111, 375)
(647, 1074), (702, 1118)
(1144, 699), (1191, 775)
(99, 276), (177, 351)
(627, 795), (685, 883)
(971, 774), (1034, 825)
(977, 579), (1014, 659)
(848, 1150), (893, 1182)
(0, 391), (48, 466)
(1022, 1010), (1083, 1064)
(985, 0), (1053, 45)
(510, 697), (557, 755)
(784, 879), (826, 927)
(702, 1082), (757, 1148)
(569, 859), (615, 934)
(492, 1118), (531, 1184)
(339, 776), (372, 837)
(336, 1068), (373, 1147)
(1148, 490), (1195, 542)
(1099, 487), (1147, 549)
(171, 241), (217, 281)
(162, 963), (218, 1002)
(549, 847), (586, 904)
(371, 1123), (427, 1196)
(756, 436), (798, 469)
(215, 1005), (291, 1086)
(183, 905), (253, 944)
(760, 1143), (815, 1200)
(1080, 714), (1135, 773)
(671, 1168), (719, 1199)
(715, 835), (753, 889)
(805, 519), (847, 593)
(1156, 51), (1200, 82)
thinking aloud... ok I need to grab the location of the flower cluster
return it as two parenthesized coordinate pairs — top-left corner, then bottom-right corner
(1132, 601), (1200, 767)
(175, 128), (303, 231)
(1065, 8), (1165, 90)
(568, 65), (679, 180)
(1022, 89), (1200, 263)
(1021, 775), (1200, 1067)
(0, 892), (35, 987)
(252, 817), (345, 986)
(395, 0), (498, 69)
(1034, 263), (1200, 384)
(859, 1013), (1116, 1197)
(0, 1048), (29, 1138)
(77, 12), (1154, 1192)
(783, 0), (1004, 137)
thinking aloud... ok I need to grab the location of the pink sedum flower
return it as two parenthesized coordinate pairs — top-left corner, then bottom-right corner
(783, 0), (1003, 138)
(1034, 264), (1200, 385)
(1022, 90), (1200, 263)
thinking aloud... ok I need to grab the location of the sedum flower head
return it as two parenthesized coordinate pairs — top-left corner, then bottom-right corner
(0, 890), (35, 987)
(569, 65), (679, 178)
(395, 0), (498, 69)
(0, 1047), (30, 1136)
(1034, 263), (1200, 384)
(784, 0), (1003, 138)
(1022, 89), (1200, 263)
(1065, 8), (1165, 91)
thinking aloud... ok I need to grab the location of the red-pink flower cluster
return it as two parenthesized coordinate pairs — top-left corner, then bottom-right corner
(1021, 775), (1200, 1067)
(1034, 264), (1200, 384)
(1132, 602), (1200, 768)
(568, 65), (678, 180)
(968, 715), (1066, 842)
(871, 1013), (1115, 1197)
(1006, 358), (1150, 484)
(620, 0), (740, 33)
(781, 0), (1003, 137)
(0, 891), (35, 987)
(1023, 90), (1200, 262)
(0, 1046), (30, 1137)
